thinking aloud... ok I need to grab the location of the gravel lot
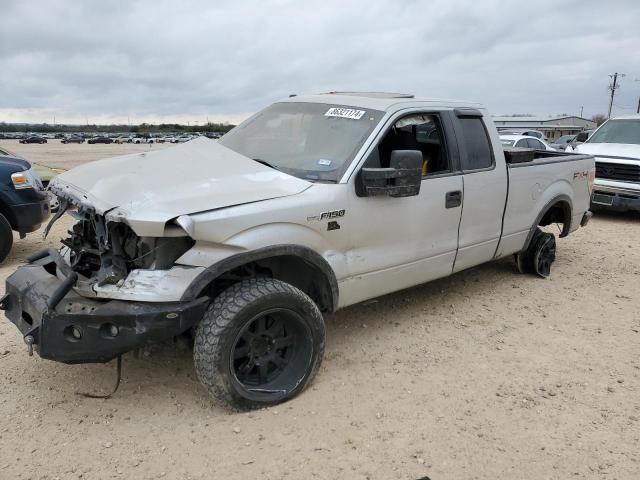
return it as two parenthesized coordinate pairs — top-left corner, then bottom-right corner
(0, 141), (638, 479)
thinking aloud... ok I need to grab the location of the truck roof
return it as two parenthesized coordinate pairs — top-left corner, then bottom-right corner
(281, 92), (485, 113)
(610, 114), (640, 120)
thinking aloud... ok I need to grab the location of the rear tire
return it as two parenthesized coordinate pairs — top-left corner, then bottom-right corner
(194, 278), (325, 410)
(0, 214), (14, 264)
(515, 228), (556, 278)
(532, 232), (556, 278)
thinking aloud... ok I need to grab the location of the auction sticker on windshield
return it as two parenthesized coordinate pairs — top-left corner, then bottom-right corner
(325, 107), (366, 120)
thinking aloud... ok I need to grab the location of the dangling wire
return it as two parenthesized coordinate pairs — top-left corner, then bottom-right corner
(76, 355), (122, 399)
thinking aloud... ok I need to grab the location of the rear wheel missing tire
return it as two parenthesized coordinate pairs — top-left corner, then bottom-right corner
(194, 278), (325, 410)
(532, 232), (556, 278)
(515, 228), (556, 278)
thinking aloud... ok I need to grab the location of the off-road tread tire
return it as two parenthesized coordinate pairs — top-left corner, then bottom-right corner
(194, 278), (325, 411)
(0, 214), (13, 264)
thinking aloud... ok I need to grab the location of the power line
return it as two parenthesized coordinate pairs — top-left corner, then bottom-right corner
(607, 72), (625, 118)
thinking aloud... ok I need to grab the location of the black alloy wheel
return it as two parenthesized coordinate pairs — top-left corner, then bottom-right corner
(231, 308), (311, 391)
(533, 232), (556, 278)
(194, 278), (325, 410)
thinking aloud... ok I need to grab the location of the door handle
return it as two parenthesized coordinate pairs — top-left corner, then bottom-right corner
(445, 190), (462, 208)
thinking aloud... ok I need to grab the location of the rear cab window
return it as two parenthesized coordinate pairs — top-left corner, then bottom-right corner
(457, 116), (495, 171)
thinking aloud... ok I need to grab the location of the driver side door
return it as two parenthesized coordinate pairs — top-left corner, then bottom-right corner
(339, 110), (463, 307)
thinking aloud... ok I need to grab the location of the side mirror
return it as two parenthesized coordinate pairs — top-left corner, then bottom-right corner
(575, 132), (588, 143)
(356, 150), (422, 198)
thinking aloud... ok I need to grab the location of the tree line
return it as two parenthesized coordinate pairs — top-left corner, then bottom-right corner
(0, 122), (235, 134)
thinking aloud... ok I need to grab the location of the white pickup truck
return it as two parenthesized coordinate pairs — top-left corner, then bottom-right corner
(2, 92), (595, 409)
(568, 114), (640, 212)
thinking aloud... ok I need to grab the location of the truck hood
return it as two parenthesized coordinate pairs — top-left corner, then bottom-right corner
(51, 137), (311, 233)
(573, 142), (640, 160)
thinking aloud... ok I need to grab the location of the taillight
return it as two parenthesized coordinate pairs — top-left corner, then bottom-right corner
(587, 166), (596, 195)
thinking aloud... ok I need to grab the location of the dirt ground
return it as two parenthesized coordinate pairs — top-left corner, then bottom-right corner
(0, 141), (638, 480)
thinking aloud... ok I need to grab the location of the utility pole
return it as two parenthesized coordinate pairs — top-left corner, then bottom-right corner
(580, 106), (583, 118)
(607, 72), (625, 118)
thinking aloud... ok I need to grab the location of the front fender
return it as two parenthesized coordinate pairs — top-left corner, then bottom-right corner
(179, 243), (339, 310)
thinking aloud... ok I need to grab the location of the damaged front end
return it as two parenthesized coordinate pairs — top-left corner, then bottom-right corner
(48, 186), (195, 289)
(62, 207), (195, 287)
(1, 185), (209, 364)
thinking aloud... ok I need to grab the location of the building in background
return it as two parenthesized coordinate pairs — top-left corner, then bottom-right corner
(492, 115), (596, 141)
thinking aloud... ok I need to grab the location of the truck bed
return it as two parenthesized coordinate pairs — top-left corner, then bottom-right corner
(496, 149), (594, 258)
(503, 148), (590, 165)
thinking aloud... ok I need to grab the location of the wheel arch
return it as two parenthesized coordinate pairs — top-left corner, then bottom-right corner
(522, 194), (573, 251)
(0, 197), (17, 229)
(181, 244), (339, 312)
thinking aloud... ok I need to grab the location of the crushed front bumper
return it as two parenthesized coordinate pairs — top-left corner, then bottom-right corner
(1, 250), (208, 364)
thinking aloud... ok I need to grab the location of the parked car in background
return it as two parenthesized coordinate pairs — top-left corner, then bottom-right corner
(0, 146), (64, 212)
(2, 93), (595, 409)
(568, 115), (640, 212)
(31, 163), (64, 212)
(519, 130), (548, 141)
(570, 129), (594, 148)
(87, 136), (114, 144)
(550, 135), (576, 151)
(19, 136), (47, 144)
(0, 154), (50, 263)
(61, 135), (85, 144)
(500, 134), (556, 151)
(497, 129), (548, 142)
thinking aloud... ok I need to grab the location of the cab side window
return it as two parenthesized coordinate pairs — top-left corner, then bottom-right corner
(458, 117), (494, 170)
(369, 113), (450, 176)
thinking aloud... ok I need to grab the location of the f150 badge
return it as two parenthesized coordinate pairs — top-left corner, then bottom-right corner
(307, 209), (346, 222)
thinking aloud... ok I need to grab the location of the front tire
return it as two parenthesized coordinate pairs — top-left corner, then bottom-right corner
(194, 278), (325, 410)
(0, 214), (14, 263)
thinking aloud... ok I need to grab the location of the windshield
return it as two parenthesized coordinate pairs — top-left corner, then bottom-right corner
(556, 135), (574, 143)
(588, 119), (640, 145)
(220, 102), (385, 182)
(500, 139), (515, 146)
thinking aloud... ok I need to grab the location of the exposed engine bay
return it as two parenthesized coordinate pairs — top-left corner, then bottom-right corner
(49, 198), (194, 286)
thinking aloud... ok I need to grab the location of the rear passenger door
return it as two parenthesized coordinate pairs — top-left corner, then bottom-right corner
(451, 110), (508, 272)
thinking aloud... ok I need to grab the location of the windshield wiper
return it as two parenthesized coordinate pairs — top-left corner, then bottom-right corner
(304, 177), (337, 183)
(252, 158), (278, 170)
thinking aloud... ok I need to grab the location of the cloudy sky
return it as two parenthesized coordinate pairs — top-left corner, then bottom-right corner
(1, 0), (640, 125)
